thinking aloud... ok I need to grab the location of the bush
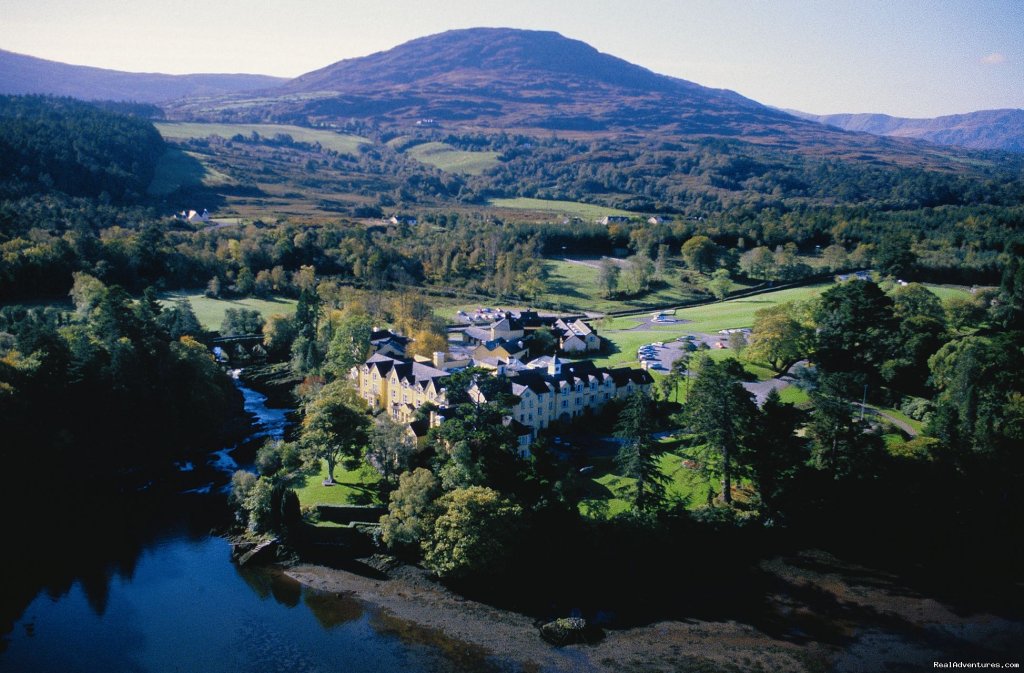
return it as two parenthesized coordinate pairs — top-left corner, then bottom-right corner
(900, 396), (934, 421)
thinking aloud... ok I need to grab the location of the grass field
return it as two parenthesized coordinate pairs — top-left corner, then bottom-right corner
(489, 198), (636, 221)
(160, 291), (297, 331)
(403, 142), (501, 175)
(148, 148), (238, 195)
(539, 259), (704, 313)
(290, 461), (381, 508)
(586, 284), (829, 368)
(154, 122), (369, 154)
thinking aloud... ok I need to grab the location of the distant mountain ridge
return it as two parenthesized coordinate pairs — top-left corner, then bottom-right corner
(172, 27), (816, 138)
(0, 49), (286, 104)
(790, 108), (1024, 153)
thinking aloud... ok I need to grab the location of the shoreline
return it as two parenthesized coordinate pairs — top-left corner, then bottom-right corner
(285, 559), (821, 673)
(285, 550), (1024, 673)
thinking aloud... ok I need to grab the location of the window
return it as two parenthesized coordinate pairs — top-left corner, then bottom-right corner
(561, 400), (568, 408)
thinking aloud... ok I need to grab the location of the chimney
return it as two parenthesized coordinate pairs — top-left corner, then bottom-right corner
(433, 351), (445, 368)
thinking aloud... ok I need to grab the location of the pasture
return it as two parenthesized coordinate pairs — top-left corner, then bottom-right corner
(403, 142), (501, 175)
(489, 197), (636, 221)
(154, 122), (369, 154)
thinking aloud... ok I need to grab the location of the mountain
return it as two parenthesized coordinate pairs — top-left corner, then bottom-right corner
(0, 49), (286, 104)
(169, 28), (820, 138)
(790, 108), (1024, 153)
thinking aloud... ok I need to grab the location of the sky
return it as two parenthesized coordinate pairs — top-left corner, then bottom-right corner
(1, 0), (1021, 118)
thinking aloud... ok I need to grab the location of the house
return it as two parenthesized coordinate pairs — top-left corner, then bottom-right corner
(597, 215), (631, 225)
(350, 354), (450, 423)
(553, 318), (601, 353)
(370, 329), (410, 359)
(387, 215), (418, 226)
(470, 356), (654, 444)
(178, 208), (210, 224)
(413, 350), (472, 372)
(471, 337), (528, 362)
(354, 350), (653, 460)
(647, 216), (667, 225)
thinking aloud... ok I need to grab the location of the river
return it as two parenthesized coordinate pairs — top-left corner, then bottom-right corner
(0, 375), (515, 673)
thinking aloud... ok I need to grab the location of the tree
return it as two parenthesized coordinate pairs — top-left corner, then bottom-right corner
(300, 381), (369, 484)
(991, 246), (1024, 330)
(744, 302), (815, 374)
(739, 246), (775, 280)
(421, 486), (524, 580)
(742, 389), (805, 518)
(409, 328), (449, 360)
(822, 244), (849, 273)
(220, 308), (265, 336)
(874, 233), (916, 278)
(670, 349), (692, 401)
(323, 312), (373, 379)
(928, 334), (1024, 457)
(683, 357), (756, 505)
(262, 314), (297, 359)
(291, 277), (324, 373)
(380, 467), (441, 550)
(614, 391), (668, 512)
(598, 258), (620, 298)
(680, 235), (720, 273)
(890, 283), (944, 324)
(806, 373), (883, 480)
(813, 280), (897, 381)
(367, 414), (418, 486)
(158, 299), (203, 339)
(706, 268), (732, 301)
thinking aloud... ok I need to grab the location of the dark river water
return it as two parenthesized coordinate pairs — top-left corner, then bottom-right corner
(0, 376), (513, 673)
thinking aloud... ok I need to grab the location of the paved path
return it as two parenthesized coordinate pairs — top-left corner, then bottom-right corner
(865, 407), (920, 437)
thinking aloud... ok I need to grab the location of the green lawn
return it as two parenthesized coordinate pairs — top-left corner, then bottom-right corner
(580, 448), (731, 517)
(921, 284), (974, 301)
(154, 122), (369, 154)
(160, 291), (297, 331)
(672, 285), (828, 333)
(403, 142), (500, 175)
(290, 461), (381, 508)
(489, 198), (637, 221)
(777, 385), (811, 405)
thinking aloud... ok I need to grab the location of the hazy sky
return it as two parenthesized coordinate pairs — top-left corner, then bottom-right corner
(2, 0), (1021, 117)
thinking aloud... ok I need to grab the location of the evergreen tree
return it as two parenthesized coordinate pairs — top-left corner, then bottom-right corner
(683, 357), (756, 505)
(614, 391), (668, 512)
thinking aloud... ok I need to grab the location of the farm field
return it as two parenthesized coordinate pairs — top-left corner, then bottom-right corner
(489, 197), (636, 221)
(403, 142), (500, 175)
(160, 291), (297, 331)
(154, 122), (369, 153)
